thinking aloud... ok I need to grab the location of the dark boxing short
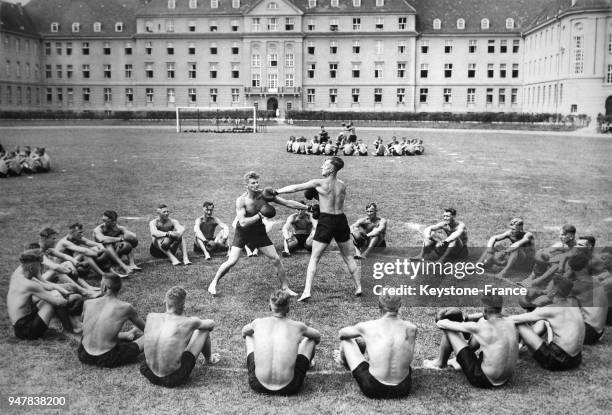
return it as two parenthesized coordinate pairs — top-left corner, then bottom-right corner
(314, 213), (350, 244)
(232, 222), (272, 249)
(351, 362), (411, 399)
(77, 341), (141, 368)
(247, 352), (310, 395)
(455, 347), (496, 388)
(13, 310), (48, 340)
(583, 323), (604, 345)
(533, 341), (582, 371)
(140, 351), (196, 388)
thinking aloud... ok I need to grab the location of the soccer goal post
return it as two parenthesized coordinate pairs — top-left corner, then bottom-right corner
(175, 106), (258, 133)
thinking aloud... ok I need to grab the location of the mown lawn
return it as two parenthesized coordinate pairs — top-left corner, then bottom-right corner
(0, 125), (610, 414)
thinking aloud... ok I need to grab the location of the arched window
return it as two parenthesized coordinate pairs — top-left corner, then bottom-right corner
(505, 18), (514, 29)
(457, 18), (465, 29)
(481, 18), (490, 30)
(433, 18), (441, 30)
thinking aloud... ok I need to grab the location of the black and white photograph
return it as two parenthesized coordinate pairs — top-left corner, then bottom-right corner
(1, 0), (611, 413)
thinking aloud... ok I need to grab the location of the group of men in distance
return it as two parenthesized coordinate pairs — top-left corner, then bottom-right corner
(7, 152), (612, 397)
(0, 143), (51, 177)
(284, 124), (425, 157)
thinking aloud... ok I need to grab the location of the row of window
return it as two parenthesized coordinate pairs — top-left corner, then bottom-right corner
(167, 0), (241, 9)
(32, 87), (238, 105)
(417, 88), (519, 105)
(51, 22), (123, 33)
(420, 63), (520, 79)
(44, 41), (236, 57)
(43, 63), (233, 80)
(4, 61), (39, 79)
(420, 39), (520, 54)
(0, 86), (41, 106)
(432, 18), (515, 30)
(304, 87), (520, 105)
(1, 35), (38, 55)
(525, 84), (564, 108)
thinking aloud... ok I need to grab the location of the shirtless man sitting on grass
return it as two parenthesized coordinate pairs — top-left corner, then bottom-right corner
(509, 275), (585, 371)
(334, 292), (416, 399)
(242, 290), (321, 395)
(140, 286), (219, 387)
(78, 275), (146, 367)
(423, 295), (519, 389)
(7, 249), (76, 339)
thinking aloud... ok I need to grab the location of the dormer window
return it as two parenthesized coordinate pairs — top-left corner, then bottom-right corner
(51, 22), (59, 32)
(232, 0), (240, 7)
(376, 0), (384, 6)
(72, 23), (80, 33)
(145, 21), (153, 32)
(189, 0), (197, 8)
(268, 2), (278, 9)
(168, 0), (175, 9)
(93, 22), (102, 32)
(308, 0), (316, 8)
(353, 0), (361, 6)
(331, 0), (338, 6)
(457, 18), (465, 29)
(211, 0), (218, 8)
(481, 18), (490, 30)
(115, 22), (123, 32)
(506, 18), (514, 29)
(433, 19), (441, 30)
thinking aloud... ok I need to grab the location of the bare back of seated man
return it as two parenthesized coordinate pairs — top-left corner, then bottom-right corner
(78, 275), (146, 368)
(334, 293), (416, 399)
(141, 286), (218, 387)
(275, 157), (361, 301)
(242, 290), (321, 395)
(423, 296), (518, 388)
(509, 275), (584, 371)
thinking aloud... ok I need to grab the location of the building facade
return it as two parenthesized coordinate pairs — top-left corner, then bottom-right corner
(0, 0), (610, 118)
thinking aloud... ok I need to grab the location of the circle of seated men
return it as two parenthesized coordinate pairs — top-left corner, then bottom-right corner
(7, 204), (612, 396)
(0, 144), (51, 178)
(285, 125), (425, 157)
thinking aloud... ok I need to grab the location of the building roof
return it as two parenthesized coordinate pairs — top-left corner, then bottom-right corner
(0, 0), (38, 36)
(25, 0), (143, 37)
(136, 0), (250, 16)
(290, 0), (416, 14)
(528, 0), (612, 29)
(411, 0), (547, 34)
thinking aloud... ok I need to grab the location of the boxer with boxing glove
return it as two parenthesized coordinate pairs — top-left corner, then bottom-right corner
(423, 296), (519, 389)
(148, 204), (191, 266)
(207, 171), (308, 297)
(275, 157), (361, 301)
(94, 210), (141, 275)
(351, 203), (387, 259)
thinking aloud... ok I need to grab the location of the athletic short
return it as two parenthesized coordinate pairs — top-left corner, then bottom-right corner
(247, 352), (310, 395)
(140, 351), (196, 388)
(583, 323), (604, 345)
(149, 239), (180, 259)
(233, 222), (272, 249)
(13, 310), (48, 340)
(193, 241), (228, 254)
(77, 341), (141, 368)
(456, 347), (497, 388)
(314, 213), (350, 244)
(288, 234), (310, 252)
(351, 362), (411, 399)
(533, 341), (582, 371)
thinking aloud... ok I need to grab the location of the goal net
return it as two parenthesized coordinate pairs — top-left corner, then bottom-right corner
(175, 106), (258, 133)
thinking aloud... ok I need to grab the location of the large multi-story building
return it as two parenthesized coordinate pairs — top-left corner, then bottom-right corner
(0, 0), (610, 118)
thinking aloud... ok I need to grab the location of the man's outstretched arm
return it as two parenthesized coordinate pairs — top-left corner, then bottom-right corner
(276, 179), (320, 195)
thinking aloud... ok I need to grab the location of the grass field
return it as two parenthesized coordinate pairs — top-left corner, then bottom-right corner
(0, 125), (611, 414)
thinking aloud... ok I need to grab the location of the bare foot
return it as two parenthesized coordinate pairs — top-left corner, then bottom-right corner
(206, 353), (221, 365)
(171, 260), (181, 266)
(207, 283), (217, 296)
(297, 293), (311, 302)
(130, 265), (142, 272)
